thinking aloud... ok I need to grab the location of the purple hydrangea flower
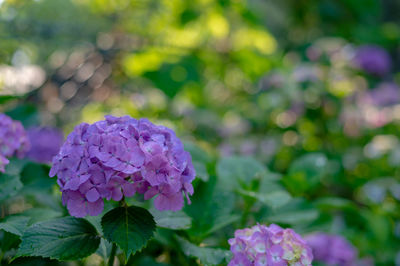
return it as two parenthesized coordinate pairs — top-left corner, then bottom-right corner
(26, 127), (64, 164)
(49, 115), (195, 217)
(0, 113), (30, 172)
(354, 45), (391, 76)
(228, 224), (313, 266)
(305, 233), (357, 266)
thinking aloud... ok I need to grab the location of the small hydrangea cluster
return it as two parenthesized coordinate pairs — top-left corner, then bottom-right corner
(26, 127), (64, 164)
(228, 224), (313, 266)
(49, 115), (195, 217)
(354, 45), (391, 76)
(305, 233), (357, 266)
(0, 113), (30, 173)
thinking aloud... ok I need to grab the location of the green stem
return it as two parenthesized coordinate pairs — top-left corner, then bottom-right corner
(119, 197), (127, 207)
(240, 196), (256, 227)
(108, 243), (117, 266)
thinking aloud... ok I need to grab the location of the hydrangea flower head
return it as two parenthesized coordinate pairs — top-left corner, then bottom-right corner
(49, 115), (195, 217)
(0, 113), (30, 172)
(228, 224), (313, 266)
(26, 127), (64, 163)
(305, 233), (357, 266)
(354, 45), (391, 76)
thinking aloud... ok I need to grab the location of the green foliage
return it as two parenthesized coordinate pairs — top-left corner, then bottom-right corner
(237, 189), (291, 209)
(101, 206), (156, 258)
(3, 159), (29, 177)
(184, 142), (212, 182)
(265, 199), (320, 226)
(216, 156), (267, 190)
(0, 174), (23, 202)
(20, 163), (53, 192)
(0, 215), (30, 236)
(20, 208), (63, 225)
(5, 104), (39, 127)
(17, 217), (100, 260)
(185, 176), (238, 240)
(284, 153), (331, 195)
(0, 95), (21, 104)
(268, 209), (319, 225)
(150, 209), (192, 230)
(175, 236), (231, 266)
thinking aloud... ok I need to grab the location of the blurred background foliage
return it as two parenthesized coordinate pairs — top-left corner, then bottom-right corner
(1, 0), (400, 265)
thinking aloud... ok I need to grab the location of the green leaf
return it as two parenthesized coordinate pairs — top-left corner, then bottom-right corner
(5, 104), (39, 127)
(184, 142), (211, 181)
(315, 197), (357, 211)
(216, 156), (266, 190)
(20, 163), (54, 192)
(284, 153), (329, 194)
(184, 142), (212, 164)
(193, 161), (209, 182)
(4, 158), (29, 176)
(21, 208), (62, 225)
(259, 174), (284, 192)
(17, 217), (100, 260)
(206, 214), (240, 236)
(96, 239), (113, 262)
(362, 210), (391, 244)
(185, 176), (236, 239)
(101, 206), (156, 258)
(1, 231), (21, 252)
(135, 256), (169, 266)
(85, 215), (113, 260)
(0, 95), (21, 104)
(264, 198), (320, 225)
(85, 214), (104, 234)
(237, 189), (292, 209)
(267, 209), (319, 225)
(176, 236), (231, 266)
(0, 174), (23, 202)
(289, 153), (328, 177)
(150, 209), (192, 230)
(0, 215), (30, 236)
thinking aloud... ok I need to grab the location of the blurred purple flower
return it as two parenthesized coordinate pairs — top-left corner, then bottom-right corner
(228, 224), (313, 266)
(363, 82), (400, 107)
(219, 143), (234, 157)
(259, 72), (285, 91)
(305, 233), (357, 266)
(239, 140), (257, 156)
(26, 127), (64, 164)
(50, 115), (195, 217)
(292, 65), (320, 83)
(0, 113), (30, 172)
(260, 138), (278, 159)
(290, 101), (305, 116)
(354, 45), (391, 76)
(306, 45), (322, 61)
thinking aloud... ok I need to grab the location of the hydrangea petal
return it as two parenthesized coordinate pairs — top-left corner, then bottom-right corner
(86, 188), (100, 202)
(154, 192), (184, 211)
